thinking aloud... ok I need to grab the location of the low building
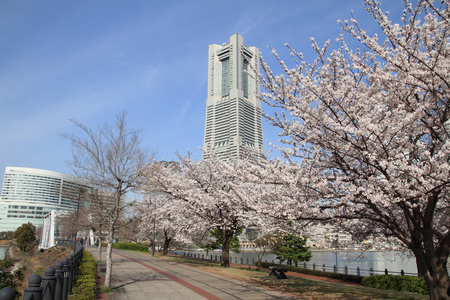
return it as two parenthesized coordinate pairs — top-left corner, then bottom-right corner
(0, 167), (91, 233)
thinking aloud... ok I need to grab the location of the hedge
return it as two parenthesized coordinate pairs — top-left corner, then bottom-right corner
(258, 262), (429, 295)
(258, 262), (364, 284)
(361, 275), (429, 295)
(112, 242), (148, 252)
(71, 249), (98, 300)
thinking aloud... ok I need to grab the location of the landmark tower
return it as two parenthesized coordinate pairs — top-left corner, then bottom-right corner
(203, 33), (264, 159)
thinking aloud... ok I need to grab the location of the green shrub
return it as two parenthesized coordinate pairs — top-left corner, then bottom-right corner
(72, 249), (97, 300)
(0, 259), (26, 297)
(398, 276), (429, 294)
(78, 261), (97, 276)
(362, 275), (393, 289)
(112, 242), (148, 252)
(258, 262), (363, 284)
(362, 275), (429, 295)
(72, 275), (97, 300)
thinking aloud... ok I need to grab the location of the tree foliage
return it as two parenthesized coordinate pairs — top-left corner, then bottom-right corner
(143, 154), (264, 267)
(259, 0), (450, 298)
(14, 222), (36, 252)
(0, 259), (26, 296)
(134, 192), (203, 255)
(270, 233), (312, 265)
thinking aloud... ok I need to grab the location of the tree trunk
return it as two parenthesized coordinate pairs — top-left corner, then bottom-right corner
(97, 239), (102, 262)
(104, 230), (114, 289)
(220, 229), (234, 267)
(257, 252), (264, 268)
(412, 247), (450, 300)
(162, 233), (171, 256)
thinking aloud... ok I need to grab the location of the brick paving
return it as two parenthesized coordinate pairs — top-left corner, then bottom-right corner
(88, 247), (302, 300)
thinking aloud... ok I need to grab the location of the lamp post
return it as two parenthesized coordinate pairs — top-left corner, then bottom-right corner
(152, 218), (156, 256)
(335, 234), (339, 269)
(73, 192), (81, 253)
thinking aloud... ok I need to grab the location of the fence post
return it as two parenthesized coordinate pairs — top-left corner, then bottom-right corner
(23, 274), (43, 300)
(345, 266), (348, 275)
(41, 266), (56, 300)
(370, 268), (374, 276)
(323, 264), (326, 272)
(357, 267), (360, 276)
(55, 261), (64, 300)
(74, 246), (82, 277)
(333, 265), (337, 273)
(62, 258), (70, 300)
(68, 255), (75, 294)
(313, 263), (316, 270)
(0, 288), (16, 300)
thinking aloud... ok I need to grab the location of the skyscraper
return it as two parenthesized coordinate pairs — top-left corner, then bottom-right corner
(203, 33), (264, 159)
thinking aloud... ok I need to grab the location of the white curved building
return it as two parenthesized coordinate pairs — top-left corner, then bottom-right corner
(0, 167), (91, 232)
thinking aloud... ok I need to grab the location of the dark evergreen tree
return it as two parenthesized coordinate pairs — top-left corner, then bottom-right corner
(14, 222), (36, 252)
(271, 233), (312, 265)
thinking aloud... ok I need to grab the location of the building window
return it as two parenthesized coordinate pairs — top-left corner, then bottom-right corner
(242, 59), (249, 98)
(221, 58), (230, 97)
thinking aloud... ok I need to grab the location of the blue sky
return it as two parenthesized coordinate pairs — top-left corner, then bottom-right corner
(0, 0), (405, 185)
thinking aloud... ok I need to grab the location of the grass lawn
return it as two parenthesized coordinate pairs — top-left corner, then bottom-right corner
(158, 254), (428, 300)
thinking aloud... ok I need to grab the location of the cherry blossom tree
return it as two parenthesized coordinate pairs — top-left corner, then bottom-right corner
(134, 193), (205, 255)
(260, 1), (450, 298)
(142, 154), (262, 267)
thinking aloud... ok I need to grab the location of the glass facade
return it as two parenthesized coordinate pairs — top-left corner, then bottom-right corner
(0, 167), (91, 232)
(221, 58), (230, 97)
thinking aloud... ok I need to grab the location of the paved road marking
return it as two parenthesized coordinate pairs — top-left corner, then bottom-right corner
(114, 251), (222, 300)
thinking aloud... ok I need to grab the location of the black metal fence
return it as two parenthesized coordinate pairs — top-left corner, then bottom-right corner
(0, 241), (84, 300)
(174, 251), (418, 277)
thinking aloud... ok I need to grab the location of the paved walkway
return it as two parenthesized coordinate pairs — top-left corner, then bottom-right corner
(88, 247), (301, 300)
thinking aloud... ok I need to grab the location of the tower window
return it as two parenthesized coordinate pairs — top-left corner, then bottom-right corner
(221, 58), (230, 97)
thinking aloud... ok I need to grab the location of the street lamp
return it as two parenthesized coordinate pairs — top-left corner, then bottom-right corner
(335, 234), (339, 269)
(147, 197), (156, 256)
(152, 218), (156, 256)
(73, 192), (81, 253)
